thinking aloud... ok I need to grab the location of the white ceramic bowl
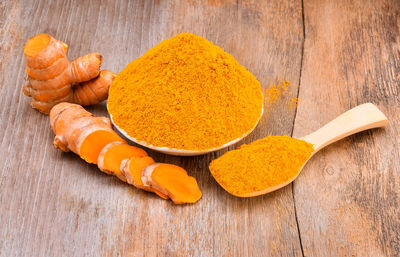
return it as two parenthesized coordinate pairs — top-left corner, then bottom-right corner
(108, 105), (263, 156)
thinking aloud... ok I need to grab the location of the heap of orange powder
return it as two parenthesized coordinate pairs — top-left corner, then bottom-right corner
(108, 33), (263, 150)
(209, 136), (314, 196)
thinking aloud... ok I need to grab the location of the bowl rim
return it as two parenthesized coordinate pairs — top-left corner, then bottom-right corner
(107, 103), (263, 156)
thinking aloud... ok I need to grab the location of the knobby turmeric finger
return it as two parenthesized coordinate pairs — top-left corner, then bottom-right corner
(73, 70), (116, 106)
(23, 33), (116, 114)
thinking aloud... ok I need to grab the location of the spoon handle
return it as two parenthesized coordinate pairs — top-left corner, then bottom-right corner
(302, 103), (388, 152)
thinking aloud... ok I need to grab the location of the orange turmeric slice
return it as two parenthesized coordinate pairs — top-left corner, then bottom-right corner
(120, 157), (168, 199)
(78, 129), (124, 164)
(97, 142), (147, 180)
(142, 163), (202, 204)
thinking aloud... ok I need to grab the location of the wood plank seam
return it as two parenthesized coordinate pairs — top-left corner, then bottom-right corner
(291, 0), (307, 256)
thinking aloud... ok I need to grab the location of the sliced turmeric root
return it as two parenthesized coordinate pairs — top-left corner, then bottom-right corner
(142, 163), (202, 204)
(97, 142), (147, 180)
(50, 102), (124, 164)
(120, 156), (168, 199)
(49, 102), (201, 204)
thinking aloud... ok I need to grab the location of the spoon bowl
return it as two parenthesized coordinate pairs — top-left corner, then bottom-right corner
(109, 107), (264, 156)
(227, 103), (389, 197)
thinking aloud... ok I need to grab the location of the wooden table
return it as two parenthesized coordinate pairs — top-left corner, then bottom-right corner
(1, 0), (399, 256)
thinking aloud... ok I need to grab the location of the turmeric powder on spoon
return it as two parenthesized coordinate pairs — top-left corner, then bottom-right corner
(209, 136), (314, 196)
(210, 103), (389, 197)
(108, 33), (263, 151)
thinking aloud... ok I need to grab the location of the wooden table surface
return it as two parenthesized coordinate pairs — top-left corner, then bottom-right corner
(1, 0), (399, 256)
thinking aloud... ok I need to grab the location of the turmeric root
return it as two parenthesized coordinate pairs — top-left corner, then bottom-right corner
(142, 163), (202, 204)
(50, 102), (124, 164)
(49, 102), (202, 204)
(23, 33), (116, 114)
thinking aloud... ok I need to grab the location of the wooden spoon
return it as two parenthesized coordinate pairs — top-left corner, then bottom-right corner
(237, 103), (389, 197)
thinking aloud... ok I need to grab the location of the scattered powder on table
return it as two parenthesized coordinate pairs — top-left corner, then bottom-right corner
(209, 135), (314, 196)
(108, 33), (264, 150)
(263, 80), (301, 108)
(289, 97), (300, 108)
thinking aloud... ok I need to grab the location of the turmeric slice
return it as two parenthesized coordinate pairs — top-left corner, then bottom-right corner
(78, 129), (125, 164)
(142, 163), (202, 204)
(97, 142), (147, 180)
(120, 156), (168, 199)
(23, 33), (116, 114)
(98, 141), (125, 175)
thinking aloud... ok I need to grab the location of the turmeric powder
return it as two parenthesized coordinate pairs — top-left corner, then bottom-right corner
(263, 80), (298, 108)
(108, 33), (263, 150)
(209, 135), (314, 196)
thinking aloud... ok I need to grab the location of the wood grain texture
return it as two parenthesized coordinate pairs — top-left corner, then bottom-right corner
(293, 0), (400, 256)
(1, 0), (399, 256)
(0, 0), (305, 256)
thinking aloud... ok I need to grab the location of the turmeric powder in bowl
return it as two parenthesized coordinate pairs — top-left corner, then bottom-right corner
(107, 33), (263, 151)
